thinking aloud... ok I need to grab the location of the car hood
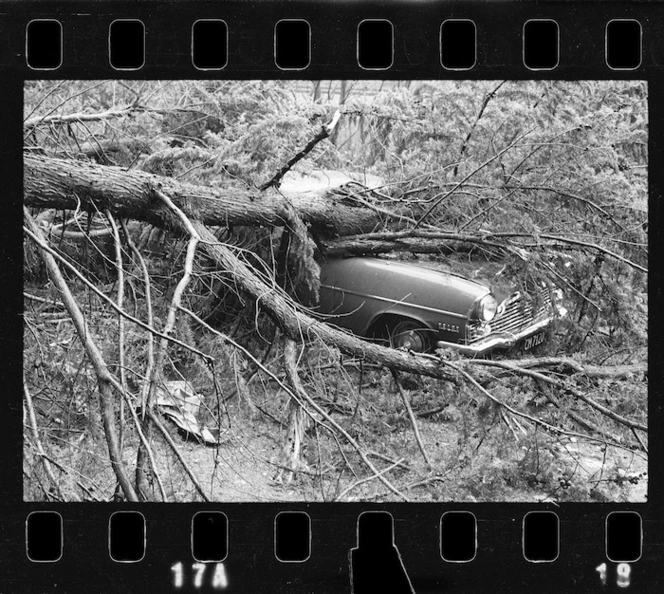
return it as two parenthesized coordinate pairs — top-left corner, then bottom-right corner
(363, 257), (489, 293)
(407, 256), (519, 304)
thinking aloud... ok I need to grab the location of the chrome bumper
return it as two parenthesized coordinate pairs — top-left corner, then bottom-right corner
(436, 316), (553, 357)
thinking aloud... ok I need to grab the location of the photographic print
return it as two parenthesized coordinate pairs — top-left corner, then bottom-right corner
(23, 80), (647, 502)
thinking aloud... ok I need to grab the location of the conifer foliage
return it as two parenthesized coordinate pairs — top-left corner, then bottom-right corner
(23, 81), (647, 502)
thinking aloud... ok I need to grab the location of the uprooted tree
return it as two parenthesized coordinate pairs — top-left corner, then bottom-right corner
(23, 80), (647, 503)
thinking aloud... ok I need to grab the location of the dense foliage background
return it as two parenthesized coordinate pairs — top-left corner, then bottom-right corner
(23, 80), (647, 502)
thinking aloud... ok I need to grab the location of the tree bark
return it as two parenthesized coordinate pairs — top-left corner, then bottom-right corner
(24, 154), (381, 237)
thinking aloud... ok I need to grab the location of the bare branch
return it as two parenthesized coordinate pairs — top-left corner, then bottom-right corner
(23, 380), (65, 501)
(391, 370), (431, 468)
(23, 224), (211, 362)
(335, 457), (406, 502)
(415, 128), (533, 228)
(495, 356), (646, 380)
(467, 359), (647, 433)
(491, 232), (647, 273)
(283, 338), (409, 501)
(261, 109), (342, 190)
(24, 208), (138, 502)
(149, 411), (211, 502)
(105, 211), (127, 452)
(443, 359), (640, 452)
(24, 106), (140, 130)
(454, 81), (506, 177)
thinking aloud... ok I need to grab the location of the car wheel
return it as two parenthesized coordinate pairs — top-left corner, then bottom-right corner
(388, 320), (431, 352)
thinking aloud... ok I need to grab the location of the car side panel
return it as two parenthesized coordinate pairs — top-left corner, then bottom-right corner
(318, 258), (486, 342)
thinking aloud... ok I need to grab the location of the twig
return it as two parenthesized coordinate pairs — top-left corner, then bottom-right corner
(282, 338), (409, 501)
(120, 219), (156, 419)
(106, 211), (127, 452)
(415, 128), (533, 228)
(23, 225), (211, 362)
(631, 428), (648, 453)
(443, 359), (639, 452)
(261, 109), (342, 190)
(500, 409), (520, 442)
(538, 386), (619, 444)
(24, 208), (138, 502)
(23, 81), (67, 128)
(50, 228), (115, 239)
(148, 411), (211, 502)
(335, 458), (406, 501)
(367, 450), (411, 471)
(136, 188), (200, 498)
(454, 81), (506, 177)
(24, 105), (140, 130)
(497, 356), (646, 380)
(23, 380), (65, 501)
(467, 359), (647, 433)
(490, 232), (647, 274)
(23, 81), (107, 130)
(390, 369), (431, 468)
(458, 186), (521, 231)
(24, 292), (62, 306)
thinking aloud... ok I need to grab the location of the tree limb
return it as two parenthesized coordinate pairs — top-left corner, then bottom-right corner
(24, 154), (382, 237)
(466, 359), (647, 433)
(23, 380), (66, 501)
(24, 209), (139, 502)
(493, 356), (646, 380)
(24, 106), (141, 130)
(282, 338), (408, 501)
(23, 224), (211, 362)
(261, 109), (341, 190)
(390, 369), (431, 468)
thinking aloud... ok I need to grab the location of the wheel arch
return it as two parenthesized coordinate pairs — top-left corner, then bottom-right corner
(366, 312), (434, 340)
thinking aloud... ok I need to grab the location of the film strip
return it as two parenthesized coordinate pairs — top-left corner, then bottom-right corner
(2, 0), (662, 591)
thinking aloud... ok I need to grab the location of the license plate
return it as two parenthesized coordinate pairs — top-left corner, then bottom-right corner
(523, 331), (546, 350)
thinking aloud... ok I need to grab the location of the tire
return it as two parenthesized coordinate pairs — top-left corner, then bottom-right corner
(387, 319), (431, 353)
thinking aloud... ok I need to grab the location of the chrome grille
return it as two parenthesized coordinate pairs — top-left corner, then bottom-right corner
(466, 290), (552, 343)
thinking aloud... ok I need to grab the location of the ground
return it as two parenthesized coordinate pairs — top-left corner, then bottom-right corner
(27, 368), (645, 503)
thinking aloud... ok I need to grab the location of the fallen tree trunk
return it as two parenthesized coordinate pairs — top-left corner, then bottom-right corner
(22, 156), (453, 379)
(24, 156), (647, 388)
(23, 159), (647, 454)
(24, 154), (382, 237)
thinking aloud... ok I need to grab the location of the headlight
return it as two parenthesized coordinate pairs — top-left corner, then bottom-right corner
(477, 294), (497, 322)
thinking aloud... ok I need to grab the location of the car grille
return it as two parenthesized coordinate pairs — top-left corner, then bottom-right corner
(466, 290), (552, 343)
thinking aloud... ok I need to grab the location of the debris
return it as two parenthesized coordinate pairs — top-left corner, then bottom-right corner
(155, 380), (221, 446)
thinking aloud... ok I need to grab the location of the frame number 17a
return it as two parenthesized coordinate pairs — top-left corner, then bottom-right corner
(171, 562), (228, 589)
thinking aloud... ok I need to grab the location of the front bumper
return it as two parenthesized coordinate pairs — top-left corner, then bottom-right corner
(436, 316), (553, 357)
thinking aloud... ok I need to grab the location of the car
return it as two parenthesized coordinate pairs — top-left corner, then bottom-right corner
(317, 257), (564, 356)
